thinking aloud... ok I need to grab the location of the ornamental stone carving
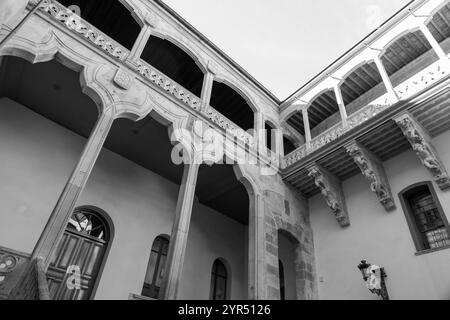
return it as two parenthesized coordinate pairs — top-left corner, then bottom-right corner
(346, 142), (395, 211)
(394, 113), (450, 190)
(307, 164), (350, 228)
(114, 69), (133, 90)
(38, 0), (128, 60)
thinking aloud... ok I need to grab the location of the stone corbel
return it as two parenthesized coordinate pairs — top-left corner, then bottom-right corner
(307, 164), (350, 228)
(346, 141), (395, 211)
(394, 113), (450, 190)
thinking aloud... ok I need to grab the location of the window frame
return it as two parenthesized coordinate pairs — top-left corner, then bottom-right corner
(142, 235), (170, 299)
(209, 259), (230, 300)
(399, 181), (450, 254)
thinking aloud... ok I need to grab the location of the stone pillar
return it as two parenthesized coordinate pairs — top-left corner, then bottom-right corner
(373, 55), (399, 101)
(346, 141), (396, 211)
(394, 113), (450, 190)
(276, 127), (284, 157)
(201, 72), (214, 111)
(248, 193), (266, 300)
(255, 112), (265, 154)
(302, 108), (312, 150)
(333, 84), (348, 128)
(160, 163), (200, 300)
(127, 24), (152, 63)
(307, 163), (350, 227)
(32, 108), (115, 266)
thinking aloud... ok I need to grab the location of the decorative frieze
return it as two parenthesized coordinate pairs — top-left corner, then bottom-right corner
(346, 142), (395, 211)
(204, 105), (255, 147)
(310, 123), (345, 152)
(395, 113), (450, 190)
(38, 0), (128, 60)
(307, 164), (350, 228)
(283, 144), (307, 169)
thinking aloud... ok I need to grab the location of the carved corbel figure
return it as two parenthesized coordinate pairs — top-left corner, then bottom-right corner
(395, 114), (450, 190)
(307, 165), (350, 227)
(346, 142), (395, 211)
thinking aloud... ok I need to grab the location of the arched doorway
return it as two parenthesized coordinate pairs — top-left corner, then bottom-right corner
(46, 206), (114, 300)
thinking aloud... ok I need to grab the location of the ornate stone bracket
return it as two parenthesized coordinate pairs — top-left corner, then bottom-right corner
(346, 142), (395, 211)
(394, 113), (450, 190)
(307, 164), (350, 228)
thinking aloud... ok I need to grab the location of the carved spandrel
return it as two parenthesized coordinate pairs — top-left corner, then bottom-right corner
(307, 164), (350, 228)
(394, 113), (450, 190)
(346, 142), (395, 211)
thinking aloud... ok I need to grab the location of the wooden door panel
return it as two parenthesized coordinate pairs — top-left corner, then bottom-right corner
(48, 230), (106, 300)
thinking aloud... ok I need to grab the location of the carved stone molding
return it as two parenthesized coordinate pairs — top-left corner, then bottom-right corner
(394, 113), (450, 190)
(346, 142), (395, 211)
(307, 164), (350, 228)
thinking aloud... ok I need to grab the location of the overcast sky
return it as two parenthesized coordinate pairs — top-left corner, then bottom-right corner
(163, 0), (411, 100)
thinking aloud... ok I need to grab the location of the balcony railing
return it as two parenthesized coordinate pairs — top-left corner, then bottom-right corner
(36, 0), (260, 153)
(39, 0), (129, 61)
(282, 58), (449, 169)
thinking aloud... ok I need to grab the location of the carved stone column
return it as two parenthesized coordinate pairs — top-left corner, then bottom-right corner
(346, 141), (395, 211)
(394, 113), (450, 190)
(248, 193), (266, 300)
(307, 164), (350, 227)
(32, 108), (115, 266)
(160, 163), (200, 300)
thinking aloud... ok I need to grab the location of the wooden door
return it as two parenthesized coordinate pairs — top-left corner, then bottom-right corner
(46, 208), (110, 300)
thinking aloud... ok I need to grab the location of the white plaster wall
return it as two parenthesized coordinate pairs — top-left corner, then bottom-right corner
(0, 98), (247, 300)
(310, 128), (450, 300)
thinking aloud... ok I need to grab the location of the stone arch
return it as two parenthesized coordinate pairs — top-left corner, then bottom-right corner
(379, 28), (438, 86)
(149, 30), (208, 75)
(213, 76), (259, 113)
(57, 0), (143, 50)
(426, 1), (450, 53)
(338, 59), (386, 114)
(0, 37), (116, 117)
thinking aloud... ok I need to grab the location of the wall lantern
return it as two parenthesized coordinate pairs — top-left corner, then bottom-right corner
(357, 260), (389, 300)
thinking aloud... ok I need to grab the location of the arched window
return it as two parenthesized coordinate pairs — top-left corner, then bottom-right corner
(142, 235), (170, 299)
(58, 0), (141, 50)
(210, 259), (229, 300)
(400, 182), (450, 252)
(47, 206), (114, 300)
(279, 259), (285, 300)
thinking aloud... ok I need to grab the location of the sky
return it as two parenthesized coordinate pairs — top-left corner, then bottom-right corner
(162, 0), (411, 101)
